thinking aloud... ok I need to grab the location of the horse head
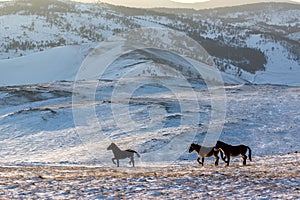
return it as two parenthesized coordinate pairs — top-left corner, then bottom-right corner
(107, 143), (116, 150)
(189, 143), (199, 153)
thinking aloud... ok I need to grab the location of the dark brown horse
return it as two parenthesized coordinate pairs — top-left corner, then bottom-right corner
(107, 143), (140, 167)
(189, 143), (224, 166)
(215, 141), (252, 166)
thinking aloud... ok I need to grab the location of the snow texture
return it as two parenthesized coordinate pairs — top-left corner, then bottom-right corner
(0, 153), (299, 199)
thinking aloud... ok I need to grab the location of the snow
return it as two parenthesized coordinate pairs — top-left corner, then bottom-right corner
(0, 1), (137, 59)
(0, 38), (299, 88)
(0, 1), (299, 198)
(0, 39), (298, 165)
(0, 153), (299, 199)
(0, 81), (299, 165)
(0, 44), (95, 86)
(133, 16), (166, 28)
(244, 34), (300, 86)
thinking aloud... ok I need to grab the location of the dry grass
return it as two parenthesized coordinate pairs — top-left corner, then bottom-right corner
(0, 153), (299, 199)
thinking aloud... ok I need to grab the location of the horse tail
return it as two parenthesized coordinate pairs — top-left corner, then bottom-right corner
(247, 146), (252, 161)
(135, 151), (141, 158)
(126, 149), (140, 158)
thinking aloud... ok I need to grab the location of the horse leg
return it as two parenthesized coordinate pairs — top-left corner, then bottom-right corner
(131, 156), (135, 167)
(129, 156), (132, 165)
(214, 155), (219, 166)
(112, 158), (116, 165)
(226, 155), (230, 166)
(242, 154), (247, 165)
(201, 157), (204, 166)
(197, 157), (203, 165)
(117, 159), (119, 167)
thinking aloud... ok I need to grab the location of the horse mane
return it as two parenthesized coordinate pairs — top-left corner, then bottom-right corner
(217, 141), (230, 147)
(125, 149), (136, 153)
(109, 143), (121, 151)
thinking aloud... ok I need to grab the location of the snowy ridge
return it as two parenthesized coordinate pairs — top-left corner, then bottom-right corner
(0, 44), (94, 86)
(0, 1), (299, 86)
(0, 41), (298, 87)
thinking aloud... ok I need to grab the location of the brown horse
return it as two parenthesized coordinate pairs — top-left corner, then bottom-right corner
(215, 141), (252, 166)
(107, 143), (140, 167)
(189, 143), (224, 166)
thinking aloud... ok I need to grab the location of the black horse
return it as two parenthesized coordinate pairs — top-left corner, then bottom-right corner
(215, 141), (252, 166)
(189, 143), (224, 166)
(107, 143), (140, 167)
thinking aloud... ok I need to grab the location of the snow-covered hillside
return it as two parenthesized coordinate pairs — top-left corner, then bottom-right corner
(0, 0), (299, 86)
(0, 0), (141, 59)
(0, 44), (94, 86)
(0, 81), (299, 164)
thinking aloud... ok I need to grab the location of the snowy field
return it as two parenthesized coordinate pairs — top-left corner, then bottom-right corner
(0, 81), (299, 162)
(0, 153), (299, 199)
(0, 79), (299, 198)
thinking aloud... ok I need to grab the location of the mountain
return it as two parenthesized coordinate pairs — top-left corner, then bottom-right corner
(0, 0), (299, 86)
(98, 0), (299, 9)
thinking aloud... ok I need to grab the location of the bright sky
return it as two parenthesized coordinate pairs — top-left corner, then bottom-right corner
(157, 0), (300, 2)
(173, 0), (300, 2)
(172, 0), (208, 2)
(0, 0), (300, 3)
(78, 0), (300, 3)
(74, 0), (209, 2)
(175, 0), (300, 2)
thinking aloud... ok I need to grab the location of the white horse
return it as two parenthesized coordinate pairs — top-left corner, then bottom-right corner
(107, 143), (140, 167)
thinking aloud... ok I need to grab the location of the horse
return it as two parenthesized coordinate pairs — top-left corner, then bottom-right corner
(188, 143), (224, 166)
(214, 140), (252, 166)
(107, 143), (140, 167)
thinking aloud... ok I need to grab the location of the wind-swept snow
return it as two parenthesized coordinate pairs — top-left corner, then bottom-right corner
(0, 44), (94, 86)
(0, 153), (299, 199)
(0, 81), (299, 165)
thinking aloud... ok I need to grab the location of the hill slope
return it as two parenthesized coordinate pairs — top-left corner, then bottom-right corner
(0, 0), (299, 86)
(99, 0), (298, 9)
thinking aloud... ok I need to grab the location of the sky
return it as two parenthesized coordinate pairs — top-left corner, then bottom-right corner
(169, 0), (208, 2)
(0, 0), (300, 2)
(76, 0), (300, 4)
(93, 0), (300, 2)
(70, 0), (210, 2)
(174, 0), (300, 2)
(0, 0), (300, 4)
(180, 0), (300, 2)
